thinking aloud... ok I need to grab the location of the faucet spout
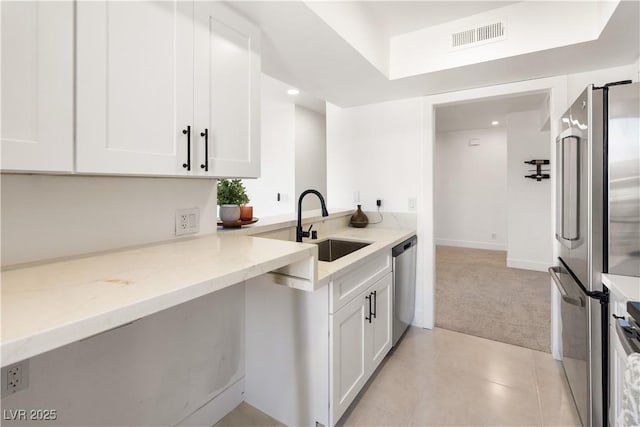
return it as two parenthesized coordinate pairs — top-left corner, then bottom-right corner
(296, 189), (329, 242)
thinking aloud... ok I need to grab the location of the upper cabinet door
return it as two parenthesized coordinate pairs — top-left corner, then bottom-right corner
(194, 2), (261, 178)
(76, 1), (194, 176)
(1, 1), (74, 173)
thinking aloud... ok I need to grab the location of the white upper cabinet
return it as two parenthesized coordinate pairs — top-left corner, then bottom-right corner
(1, 1), (74, 173)
(194, 2), (261, 178)
(76, 1), (195, 176)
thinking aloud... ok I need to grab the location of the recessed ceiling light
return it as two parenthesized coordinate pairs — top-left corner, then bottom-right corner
(287, 89), (299, 95)
(491, 120), (499, 126)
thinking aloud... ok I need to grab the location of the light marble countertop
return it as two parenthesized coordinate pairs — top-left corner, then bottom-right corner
(603, 274), (640, 301)
(1, 208), (416, 368)
(1, 233), (317, 367)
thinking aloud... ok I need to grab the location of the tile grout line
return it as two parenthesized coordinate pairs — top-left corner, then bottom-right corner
(531, 350), (546, 427)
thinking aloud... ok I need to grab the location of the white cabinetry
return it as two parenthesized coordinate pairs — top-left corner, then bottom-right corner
(77, 1), (260, 177)
(330, 286), (369, 420)
(331, 273), (392, 423)
(246, 250), (394, 427)
(76, 1), (194, 176)
(370, 275), (393, 368)
(194, 2), (261, 178)
(6, 1), (260, 177)
(609, 287), (629, 426)
(1, 1), (74, 173)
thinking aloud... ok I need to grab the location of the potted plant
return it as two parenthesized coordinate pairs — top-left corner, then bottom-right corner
(217, 179), (250, 223)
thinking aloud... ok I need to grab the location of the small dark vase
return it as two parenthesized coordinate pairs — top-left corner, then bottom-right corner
(350, 205), (369, 228)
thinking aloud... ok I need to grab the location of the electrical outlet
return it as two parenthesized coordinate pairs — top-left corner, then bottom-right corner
(408, 197), (416, 211)
(2, 360), (29, 397)
(376, 199), (382, 208)
(354, 191), (360, 203)
(175, 208), (200, 236)
(491, 233), (497, 240)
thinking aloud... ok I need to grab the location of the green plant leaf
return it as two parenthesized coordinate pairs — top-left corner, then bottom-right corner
(217, 179), (250, 206)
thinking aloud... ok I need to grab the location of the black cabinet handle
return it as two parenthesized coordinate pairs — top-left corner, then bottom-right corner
(365, 294), (372, 323)
(182, 126), (191, 171)
(371, 290), (377, 319)
(200, 129), (209, 171)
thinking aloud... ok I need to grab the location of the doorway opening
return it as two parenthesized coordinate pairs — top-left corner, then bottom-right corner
(434, 91), (553, 352)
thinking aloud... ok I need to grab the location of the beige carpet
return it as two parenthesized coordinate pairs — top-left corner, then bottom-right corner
(435, 245), (551, 352)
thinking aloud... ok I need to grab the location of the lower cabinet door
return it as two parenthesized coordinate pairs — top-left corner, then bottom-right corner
(369, 273), (393, 373)
(330, 292), (370, 424)
(611, 323), (628, 426)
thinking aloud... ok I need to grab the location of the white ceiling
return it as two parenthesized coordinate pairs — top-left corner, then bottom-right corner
(261, 73), (326, 115)
(435, 91), (548, 132)
(360, 1), (519, 37)
(230, 1), (640, 107)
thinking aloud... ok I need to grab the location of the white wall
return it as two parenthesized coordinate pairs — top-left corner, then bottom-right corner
(295, 106), (327, 211)
(327, 61), (638, 334)
(243, 75), (328, 217)
(435, 128), (508, 250)
(243, 74), (296, 217)
(1, 174), (218, 266)
(1, 284), (245, 427)
(326, 97), (424, 325)
(506, 110), (552, 271)
(566, 61), (640, 105)
(0, 172), (246, 425)
(326, 97), (423, 213)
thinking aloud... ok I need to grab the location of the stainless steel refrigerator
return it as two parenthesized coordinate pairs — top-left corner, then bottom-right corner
(550, 81), (640, 427)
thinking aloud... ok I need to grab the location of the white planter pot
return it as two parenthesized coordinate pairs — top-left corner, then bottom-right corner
(219, 205), (241, 223)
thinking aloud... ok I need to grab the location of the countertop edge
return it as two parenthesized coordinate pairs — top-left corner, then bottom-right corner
(1, 211), (416, 367)
(1, 243), (316, 367)
(603, 273), (640, 301)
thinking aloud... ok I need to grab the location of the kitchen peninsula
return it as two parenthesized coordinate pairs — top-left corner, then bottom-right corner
(1, 209), (415, 426)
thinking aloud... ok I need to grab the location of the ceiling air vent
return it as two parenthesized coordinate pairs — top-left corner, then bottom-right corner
(452, 21), (506, 49)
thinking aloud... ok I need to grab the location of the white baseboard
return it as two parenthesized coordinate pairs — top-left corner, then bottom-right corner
(506, 258), (549, 272)
(435, 238), (506, 251)
(176, 378), (245, 427)
(411, 309), (424, 328)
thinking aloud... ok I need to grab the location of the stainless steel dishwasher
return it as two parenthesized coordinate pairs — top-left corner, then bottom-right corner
(392, 235), (417, 346)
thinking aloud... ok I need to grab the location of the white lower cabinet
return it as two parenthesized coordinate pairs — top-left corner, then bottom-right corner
(331, 273), (393, 423)
(611, 327), (628, 427)
(370, 275), (393, 369)
(245, 251), (394, 427)
(330, 289), (369, 421)
(609, 288), (629, 426)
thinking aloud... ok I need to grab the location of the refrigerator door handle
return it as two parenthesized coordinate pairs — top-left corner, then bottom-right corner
(563, 295), (585, 307)
(549, 267), (585, 307)
(549, 266), (569, 297)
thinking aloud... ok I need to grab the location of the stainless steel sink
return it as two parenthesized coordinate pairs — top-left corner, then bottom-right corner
(314, 239), (371, 262)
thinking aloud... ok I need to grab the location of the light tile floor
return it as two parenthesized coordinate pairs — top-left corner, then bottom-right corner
(216, 327), (581, 427)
